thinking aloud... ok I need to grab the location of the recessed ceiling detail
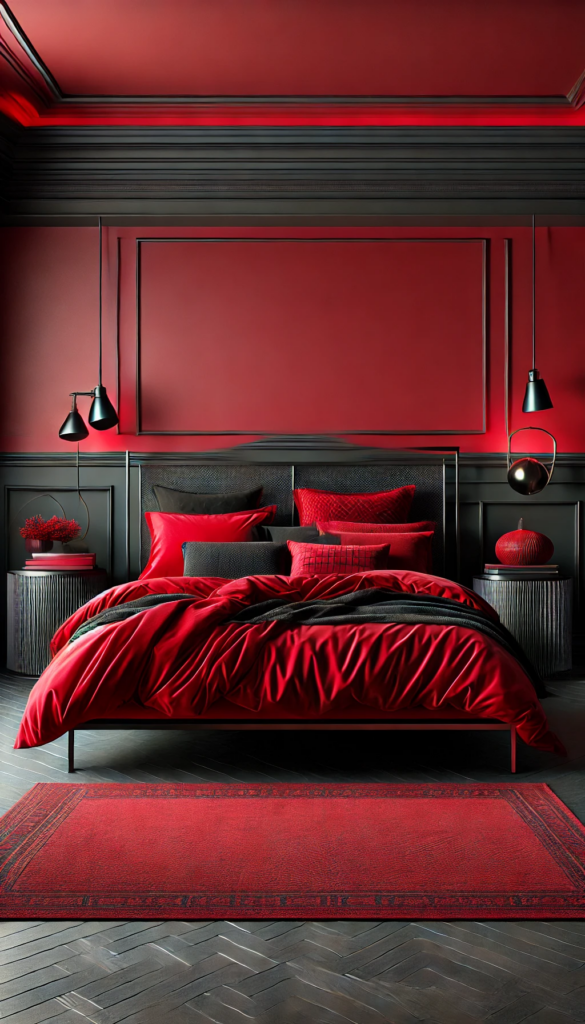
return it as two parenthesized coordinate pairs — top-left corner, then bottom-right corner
(1, 0), (585, 127)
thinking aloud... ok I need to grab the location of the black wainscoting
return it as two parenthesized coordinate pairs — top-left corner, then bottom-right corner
(1, 446), (584, 665)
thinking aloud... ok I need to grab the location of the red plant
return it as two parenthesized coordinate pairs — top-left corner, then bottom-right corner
(20, 515), (81, 542)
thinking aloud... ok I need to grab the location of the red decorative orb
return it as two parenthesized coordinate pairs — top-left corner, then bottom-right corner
(495, 518), (554, 565)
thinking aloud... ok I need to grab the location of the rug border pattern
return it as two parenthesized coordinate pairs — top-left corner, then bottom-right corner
(1, 782), (584, 919)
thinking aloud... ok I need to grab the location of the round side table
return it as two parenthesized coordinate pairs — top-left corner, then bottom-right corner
(7, 569), (109, 676)
(473, 575), (572, 678)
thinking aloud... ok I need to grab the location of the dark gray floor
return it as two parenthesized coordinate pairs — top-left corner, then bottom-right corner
(1, 670), (585, 1023)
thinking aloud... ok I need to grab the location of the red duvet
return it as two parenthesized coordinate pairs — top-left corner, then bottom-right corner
(15, 570), (563, 753)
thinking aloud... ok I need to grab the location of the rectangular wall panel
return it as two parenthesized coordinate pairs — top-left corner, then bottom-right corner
(137, 238), (486, 435)
(5, 487), (113, 575)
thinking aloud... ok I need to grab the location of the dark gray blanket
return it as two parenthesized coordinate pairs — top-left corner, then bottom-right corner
(70, 593), (195, 643)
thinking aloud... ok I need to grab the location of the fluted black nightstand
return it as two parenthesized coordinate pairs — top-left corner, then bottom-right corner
(7, 569), (108, 676)
(473, 575), (572, 678)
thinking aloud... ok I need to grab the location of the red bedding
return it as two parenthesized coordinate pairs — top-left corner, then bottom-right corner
(15, 571), (563, 754)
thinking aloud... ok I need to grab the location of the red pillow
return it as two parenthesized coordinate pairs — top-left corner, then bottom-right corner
(317, 519), (435, 534)
(288, 541), (390, 577)
(140, 507), (276, 580)
(333, 531), (434, 573)
(293, 486), (415, 526)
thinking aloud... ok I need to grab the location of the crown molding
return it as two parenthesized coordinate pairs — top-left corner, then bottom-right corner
(2, 0), (585, 129)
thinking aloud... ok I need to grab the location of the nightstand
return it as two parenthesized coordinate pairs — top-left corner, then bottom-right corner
(473, 575), (572, 678)
(7, 569), (108, 676)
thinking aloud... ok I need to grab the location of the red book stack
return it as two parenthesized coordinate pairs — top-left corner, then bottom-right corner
(25, 553), (97, 570)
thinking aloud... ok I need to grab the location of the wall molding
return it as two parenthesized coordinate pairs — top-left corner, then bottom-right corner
(3, 450), (585, 467)
(133, 236), (487, 437)
(4, 484), (113, 576)
(460, 498), (582, 623)
(2, 0), (584, 118)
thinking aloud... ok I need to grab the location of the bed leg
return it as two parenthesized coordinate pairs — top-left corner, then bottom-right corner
(68, 731), (75, 774)
(510, 727), (517, 774)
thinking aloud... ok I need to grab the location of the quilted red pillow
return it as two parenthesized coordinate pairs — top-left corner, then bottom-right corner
(317, 519), (435, 534)
(333, 531), (434, 573)
(140, 506), (276, 580)
(288, 541), (390, 577)
(293, 486), (415, 526)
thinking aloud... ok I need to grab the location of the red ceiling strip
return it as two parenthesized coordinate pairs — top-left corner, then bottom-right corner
(3, 99), (585, 128)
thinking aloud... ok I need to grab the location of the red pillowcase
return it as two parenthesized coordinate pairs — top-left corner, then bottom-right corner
(140, 507), (276, 580)
(332, 531), (434, 573)
(288, 541), (390, 577)
(293, 486), (415, 526)
(317, 519), (435, 534)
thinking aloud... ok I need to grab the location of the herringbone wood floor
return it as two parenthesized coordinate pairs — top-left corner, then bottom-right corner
(1, 671), (585, 1023)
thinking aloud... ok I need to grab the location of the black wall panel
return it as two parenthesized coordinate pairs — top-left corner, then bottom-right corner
(1, 448), (584, 667)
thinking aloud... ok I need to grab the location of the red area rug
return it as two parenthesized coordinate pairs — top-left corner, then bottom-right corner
(1, 783), (585, 919)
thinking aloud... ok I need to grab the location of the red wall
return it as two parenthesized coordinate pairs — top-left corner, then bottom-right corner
(1, 224), (584, 454)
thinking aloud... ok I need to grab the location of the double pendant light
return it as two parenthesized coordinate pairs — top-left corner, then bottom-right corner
(58, 217), (119, 441)
(522, 214), (553, 413)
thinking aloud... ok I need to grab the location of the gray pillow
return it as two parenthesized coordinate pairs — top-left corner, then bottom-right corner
(154, 484), (263, 515)
(183, 542), (289, 578)
(253, 524), (320, 543)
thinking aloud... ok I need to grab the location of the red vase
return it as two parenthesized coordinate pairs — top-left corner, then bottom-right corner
(25, 539), (54, 556)
(495, 518), (554, 566)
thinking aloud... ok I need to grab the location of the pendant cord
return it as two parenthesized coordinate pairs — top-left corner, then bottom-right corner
(76, 442), (91, 541)
(532, 213), (536, 370)
(98, 215), (102, 386)
(98, 216), (102, 387)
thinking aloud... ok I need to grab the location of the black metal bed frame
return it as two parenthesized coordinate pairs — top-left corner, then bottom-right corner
(67, 719), (517, 774)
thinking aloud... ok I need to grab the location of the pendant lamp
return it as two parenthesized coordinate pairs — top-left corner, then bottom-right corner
(58, 395), (89, 442)
(522, 215), (553, 413)
(58, 217), (119, 441)
(507, 427), (556, 496)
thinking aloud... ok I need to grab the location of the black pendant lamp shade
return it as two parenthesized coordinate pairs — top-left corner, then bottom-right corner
(522, 369), (553, 413)
(58, 395), (89, 442)
(88, 385), (118, 430)
(522, 215), (553, 414)
(58, 216), (119, 442)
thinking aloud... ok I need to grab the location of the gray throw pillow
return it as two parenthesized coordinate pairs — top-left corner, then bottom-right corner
(254, 524), (320, 543)
(153, 484), (263, 515)
(183, 542), (290, 578)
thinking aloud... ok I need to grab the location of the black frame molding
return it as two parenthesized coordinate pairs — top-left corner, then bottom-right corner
(461, 498), (581, 618)
(134, 236), (487, 436)
(4, 484), (114, 577)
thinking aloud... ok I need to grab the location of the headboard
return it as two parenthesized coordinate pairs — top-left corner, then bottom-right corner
(137, 439), (458, 578)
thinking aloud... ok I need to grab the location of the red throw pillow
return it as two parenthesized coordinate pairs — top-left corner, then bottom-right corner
(293, 486), (415, 526)
(317, 519), (435, 534)
(140, 507), (276, 580)
(288, 541), (390, 577)
(333, 531), (434, 573)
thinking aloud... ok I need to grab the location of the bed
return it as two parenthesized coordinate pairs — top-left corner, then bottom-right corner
(14, 444), (564, 772)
